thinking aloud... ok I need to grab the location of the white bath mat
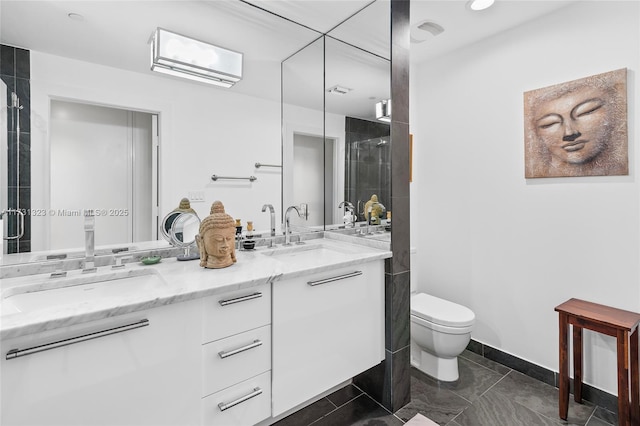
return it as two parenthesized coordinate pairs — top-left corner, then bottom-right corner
(404, 413), (439, 426)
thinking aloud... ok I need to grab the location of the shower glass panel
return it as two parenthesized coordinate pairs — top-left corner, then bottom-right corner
(344, 128), (391, 222)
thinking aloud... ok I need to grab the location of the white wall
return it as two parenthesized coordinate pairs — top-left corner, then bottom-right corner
(29, 52), (283, 250)
(410, 1), (639, 395)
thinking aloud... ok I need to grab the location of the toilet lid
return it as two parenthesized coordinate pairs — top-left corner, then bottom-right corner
(411, 293), (475, 327)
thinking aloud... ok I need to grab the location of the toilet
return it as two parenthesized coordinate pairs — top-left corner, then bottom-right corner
(410, 251), (475, 382)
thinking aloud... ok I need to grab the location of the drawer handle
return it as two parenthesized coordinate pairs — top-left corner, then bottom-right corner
(218, 340), (263, 359)
(218, 387), (263, 412)
(6, 319), (149, 360)
(307, 271), (362, 287)
(218, 292), (262, 306)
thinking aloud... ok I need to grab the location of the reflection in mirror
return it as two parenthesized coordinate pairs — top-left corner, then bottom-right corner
(282, 36), (326, 229)
(282, 7), (390, 231)
(2, 0), (392, 264)
(2, 0), (321, 262)
(48, 101), (155, 251)
(325, 35), (390, 228)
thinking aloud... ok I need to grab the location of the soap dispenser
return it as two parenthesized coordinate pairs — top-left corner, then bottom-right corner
(243, 221), (256, 250)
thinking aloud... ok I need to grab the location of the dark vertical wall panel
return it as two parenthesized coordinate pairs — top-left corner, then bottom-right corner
(354, 0), (411, 412)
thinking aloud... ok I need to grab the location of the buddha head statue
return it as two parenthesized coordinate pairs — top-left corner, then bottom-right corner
(195, 201), (236, 269)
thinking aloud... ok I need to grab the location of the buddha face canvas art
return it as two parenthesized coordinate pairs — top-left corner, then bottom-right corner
(524, 69), (628, 178)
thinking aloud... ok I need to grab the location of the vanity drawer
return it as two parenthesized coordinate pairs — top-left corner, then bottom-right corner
(202, 325), (271, 397)
(201, 371), (271, 426)
(202, 283), (271, 343)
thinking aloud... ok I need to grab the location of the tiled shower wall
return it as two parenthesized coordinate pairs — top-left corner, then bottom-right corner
(344, 117), (391, 221)
(1, 44), (31, 253)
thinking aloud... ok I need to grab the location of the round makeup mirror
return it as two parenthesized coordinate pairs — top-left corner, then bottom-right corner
(161, 211), (201, 261)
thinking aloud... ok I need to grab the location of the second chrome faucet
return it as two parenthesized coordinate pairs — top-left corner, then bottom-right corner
(284, 205), (301, 246)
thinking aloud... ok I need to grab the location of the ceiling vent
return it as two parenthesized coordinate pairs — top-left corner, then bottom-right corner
(411, 21), (445, 44)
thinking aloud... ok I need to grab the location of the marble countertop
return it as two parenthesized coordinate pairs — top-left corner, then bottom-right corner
(0, 234), (391, 340)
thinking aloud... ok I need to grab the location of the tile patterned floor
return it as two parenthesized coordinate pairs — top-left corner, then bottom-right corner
(273, 350), (618, 426)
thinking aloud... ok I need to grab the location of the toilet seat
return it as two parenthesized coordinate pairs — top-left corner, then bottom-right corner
(411, 293), (475, 328)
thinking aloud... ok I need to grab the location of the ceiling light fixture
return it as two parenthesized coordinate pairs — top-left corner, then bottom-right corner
(467, 0), (495, 11)
(327, 85), (352, 95)
(375, 99), (391, 122)
(150, 28), (243, 88)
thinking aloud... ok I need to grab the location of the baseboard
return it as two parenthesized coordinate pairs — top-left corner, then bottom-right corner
(466, 339), (618, 414)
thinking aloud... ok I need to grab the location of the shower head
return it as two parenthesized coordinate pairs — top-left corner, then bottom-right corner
(376, 139), (388, 147)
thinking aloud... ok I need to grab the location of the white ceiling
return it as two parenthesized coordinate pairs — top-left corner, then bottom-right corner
(0, 0), (575, 116)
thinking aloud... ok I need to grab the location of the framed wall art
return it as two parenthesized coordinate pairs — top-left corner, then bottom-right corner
(523, 68), (628, 178)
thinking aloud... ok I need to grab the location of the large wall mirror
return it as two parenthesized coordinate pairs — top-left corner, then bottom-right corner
(282, 0), (391, 230)
(1, 0), (390, 264)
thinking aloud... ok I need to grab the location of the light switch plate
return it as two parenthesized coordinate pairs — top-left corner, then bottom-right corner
(188, 191), (205, 202)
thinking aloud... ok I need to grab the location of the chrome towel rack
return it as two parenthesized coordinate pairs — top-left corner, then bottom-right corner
(254, 163), (282, 169)
(211, 175), (257, 182)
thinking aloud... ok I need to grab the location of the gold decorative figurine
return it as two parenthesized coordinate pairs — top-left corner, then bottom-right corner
(364, 194), (384, 225)
(173, 197), (198, 215)
(195, 201), (237, 269)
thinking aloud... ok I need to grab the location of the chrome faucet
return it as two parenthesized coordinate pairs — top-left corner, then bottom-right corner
(284, 205), (300, 246)
(338, 201), (355, 227)
(83, 209), (97, 273)
(262, 204), (276, 247)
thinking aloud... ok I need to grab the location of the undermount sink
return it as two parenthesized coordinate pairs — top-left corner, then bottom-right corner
(1, 268), (166, 315)
(260, 241), (361, 262)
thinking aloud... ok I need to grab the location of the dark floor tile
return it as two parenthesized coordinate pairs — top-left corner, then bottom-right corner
(327, 384), (363, 407)
(460, 349), (511, 376)
(436, 357), (505, 403)
(273, 397), (336, 426)
(395, 370), (470, 425)
(585, 415), (612, 426)
(312, 394), (402, 426)
(490, 370), (595, 425)
(454, 388), (562, 426)
(591, 407), (616, 425)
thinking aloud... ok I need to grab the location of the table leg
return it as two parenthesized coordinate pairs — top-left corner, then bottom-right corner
(573, 325), (583, 403)
(559, 312), (569, 420)
(630, 328), (639, 426)
(617, 329), (630, 426)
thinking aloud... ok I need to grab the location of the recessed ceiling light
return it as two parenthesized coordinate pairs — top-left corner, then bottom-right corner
(67, 12), (85, 21)
(467, 0), (495, 11)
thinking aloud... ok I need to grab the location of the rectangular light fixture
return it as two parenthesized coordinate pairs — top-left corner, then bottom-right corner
(376, 99), (391, 122)
(150, 28), (243, 88)
(327, 85), (352, 95)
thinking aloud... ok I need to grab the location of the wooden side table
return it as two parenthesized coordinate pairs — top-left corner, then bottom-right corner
(555, 298), (640, 426)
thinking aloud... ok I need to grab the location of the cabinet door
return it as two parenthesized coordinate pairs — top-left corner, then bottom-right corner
(1, 299), (202, 426)
(272, 261), (384, 416)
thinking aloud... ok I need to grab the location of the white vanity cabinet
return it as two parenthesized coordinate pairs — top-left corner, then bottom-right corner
(271, 260), (385, 416)
(200, 282), (272, 426)
(0, 299), (202, 426)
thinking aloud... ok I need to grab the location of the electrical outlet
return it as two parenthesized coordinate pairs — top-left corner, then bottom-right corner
(188, 191), (205, 203)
